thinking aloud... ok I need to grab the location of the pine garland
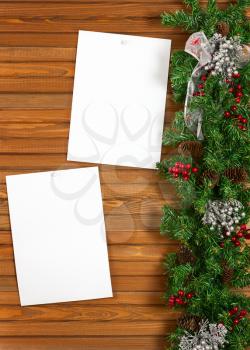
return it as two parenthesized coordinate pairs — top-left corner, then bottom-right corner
(158, 1), (250, 349)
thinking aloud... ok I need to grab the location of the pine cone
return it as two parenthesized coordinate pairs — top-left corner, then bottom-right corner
(224, 167), (248, 183)
(177, 245), (196, 265)
(178, 314), (202, 332)
(178, 141), (203, 161)
(217, 22), (230, 37)
(201, 170), (220, 188)
(222, 261), (234, 285)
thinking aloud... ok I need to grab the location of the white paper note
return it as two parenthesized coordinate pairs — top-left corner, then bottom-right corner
(68, 30), (171, 169)
(6, 167), (112, 306)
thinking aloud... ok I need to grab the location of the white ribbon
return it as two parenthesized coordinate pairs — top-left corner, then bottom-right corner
(184, 32), (212, 140)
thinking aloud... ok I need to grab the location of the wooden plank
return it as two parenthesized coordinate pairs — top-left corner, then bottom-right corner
(0, 47), (76, 62)
(0, 181), (176, 214)
(0, 62), (74, 77)
(0, 78), (73, 93)
(0, 260), (166, 276)
(0, 154), (176, 172)
(0, 320), (174, 336)
(0, 93), (72, 108)
(0, 336), (166, 350)
(0, 109), (174, 124)
(0, 181), (174, 199)
(0, 305), (179, 322)
(0, 3), (243, 33)
(0, 291), (165, 305)
(0, 276), (166, 292)
(0, 2), (204, 17)
(0, 119), (170, 139)
(0, 33), (188, 48)
(0, 19), (202, 34)
(0, 182), (172, 200)
(0, 93), (178, 109)
(0, 230), (170, 246)
(0, 197), (168, 217)
(0, 0), (232, 3)
(0, 109), (71, 123)
(0, 168), (170, 185)
(0, 244), (175, 262)
(0, 213), (163, 231)
(0, 277), (248, 299)
(0, 136), (170, 155)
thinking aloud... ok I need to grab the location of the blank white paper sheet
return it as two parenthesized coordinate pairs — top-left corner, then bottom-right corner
(6, 167), (112, 306)
(67, 30), (171, 169)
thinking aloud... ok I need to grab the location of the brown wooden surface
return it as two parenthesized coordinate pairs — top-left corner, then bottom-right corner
(0, 1), (249, 350)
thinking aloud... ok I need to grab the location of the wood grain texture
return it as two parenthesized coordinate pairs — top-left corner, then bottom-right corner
(0, 1), (247, 349)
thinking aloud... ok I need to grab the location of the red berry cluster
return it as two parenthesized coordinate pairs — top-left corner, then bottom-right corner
(168, 289), (193, 308)
(168, 162), (199, 181)
(231, 224), (250, 246)
(220, 224), (250, 248)
(193, 74), (207, 96)
(224, 74), (248, 131)
(228, 306), (248, 329)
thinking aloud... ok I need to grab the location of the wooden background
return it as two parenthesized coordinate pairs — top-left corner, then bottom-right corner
(0, 1), (249, 349)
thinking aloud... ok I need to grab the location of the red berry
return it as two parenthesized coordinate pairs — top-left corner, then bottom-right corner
(235, 97), (241, 103)
(183, 176), (189, 181)
(198, 83), (204, 89)
(242, 118), (247, 124)
(229, 307), (238, 316)
(236, 91), (243, 98)
(231, 105), (237, 111)
(240, 309), (247, 317)
(231, 236), (237, 242)
(219, 242), (225, 248)
(185, 164), (191, 169)
(200, 91), (205, 96)
(173, 173), (178, 178)
(234, 240), (241, 247)
(178, 290), (185, 297)
(233, 72), (240, 79)
(237, 231), (244, 238)
(233, 318), (239, 325)
(224, 111), (231, 118)
(229, 87), (234, 93)
(168, 295), (175, 306)
(237, 114), (243, 121)
(175, 297), (182, 305)
(186, 292), (193, 299)
(201, 75), (207, 81)
(180, 163), (185, 168)
(238, 124), (244, 130)
(225, 78), (231, 84)
(237, 84), (242, 90)
(192, 167), (198, 173)
(182, 171), (188, 176)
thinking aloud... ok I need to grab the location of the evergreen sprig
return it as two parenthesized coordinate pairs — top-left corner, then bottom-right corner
(158, 1), (250, 349)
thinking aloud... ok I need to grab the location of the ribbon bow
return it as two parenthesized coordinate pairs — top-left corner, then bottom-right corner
(184, 31), (250, 140)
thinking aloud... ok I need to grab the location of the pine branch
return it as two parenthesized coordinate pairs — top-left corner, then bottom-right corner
(159, 1), (250, 348)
